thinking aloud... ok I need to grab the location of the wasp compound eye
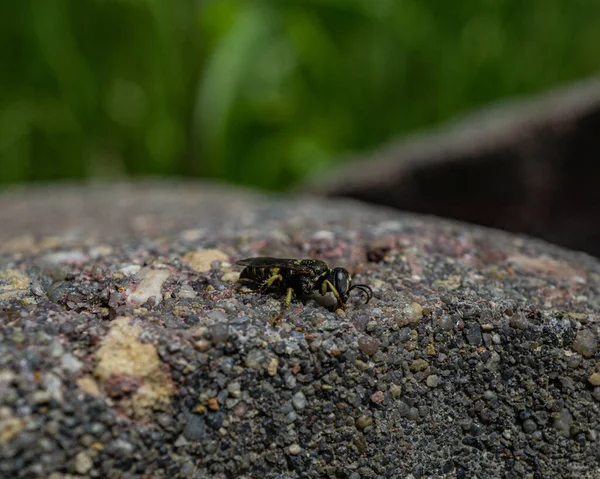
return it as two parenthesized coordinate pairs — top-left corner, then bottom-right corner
(333, 268), (349, 297)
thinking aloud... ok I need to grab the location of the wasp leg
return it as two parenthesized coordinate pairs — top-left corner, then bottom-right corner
(321, 280), (345, 310)
(239, 273), (283, 294)
(271, 287), (295, 326)
(264, 273), (283, 289)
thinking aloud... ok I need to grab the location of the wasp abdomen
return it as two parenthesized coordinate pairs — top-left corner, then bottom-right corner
(239, 266), (283, 289)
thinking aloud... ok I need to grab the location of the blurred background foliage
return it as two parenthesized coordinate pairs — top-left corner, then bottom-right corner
(1, 0), (599, 191)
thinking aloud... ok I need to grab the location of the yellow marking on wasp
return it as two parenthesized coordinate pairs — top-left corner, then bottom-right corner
(264, 273), (282, 288)
(285, 287), (294, 306)
(240, 272), (282, 294)
(322, 280), (345, 309)
(271, 287), (295, 326)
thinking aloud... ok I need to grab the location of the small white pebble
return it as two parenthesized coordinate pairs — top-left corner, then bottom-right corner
(221, 272), (240, 283)
(288, 444), (302, 455)
(127, 268), (170, 305)
(61, 353), (83, 375)
(43, 251), (88, 265)
(176, 284), (197, 299)
(119, 264), (141, 276)
(292, 391), (307, 411)
(74, 451), (93, 474)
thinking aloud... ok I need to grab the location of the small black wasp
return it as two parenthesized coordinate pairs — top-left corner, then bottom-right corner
(236, 257), (373, 324)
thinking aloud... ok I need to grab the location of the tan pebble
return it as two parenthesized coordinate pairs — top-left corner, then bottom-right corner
(76, 376), (102, 398)
(183, 249), (229, 272)
(221, 272), (240, 283)
(390, 384), (402, 398)
(354, 359), (368, 371)
(194, 339), (211, 352)
(369, 278), (385, 290)
(589, 373), (600, 386)
(93, 317), (174, 419)
(207, 397), (220, 411)
(267, 357), (279, 376)
(0, 416), (26, 445)
(0, 269), (30, 301)
(405, 302), (423, 322)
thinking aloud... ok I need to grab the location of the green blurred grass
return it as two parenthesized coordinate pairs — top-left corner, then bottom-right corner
(1, 0), (599, 191)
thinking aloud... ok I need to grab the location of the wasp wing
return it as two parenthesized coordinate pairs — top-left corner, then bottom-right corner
(235, 257), (315, 274)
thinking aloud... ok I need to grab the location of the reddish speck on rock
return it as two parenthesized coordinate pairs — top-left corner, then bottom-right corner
(370, 391), (385, 404)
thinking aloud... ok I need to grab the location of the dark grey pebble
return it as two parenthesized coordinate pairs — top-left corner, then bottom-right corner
(46, 281), (75, 302)
(211, 323), (229, 344)
(465, 323), (483, 346)
(523, 419), (537, 434)
(183, 415), (206, 442)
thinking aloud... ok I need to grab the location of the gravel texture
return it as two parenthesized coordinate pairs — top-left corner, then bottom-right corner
(1, 182), (600, 478)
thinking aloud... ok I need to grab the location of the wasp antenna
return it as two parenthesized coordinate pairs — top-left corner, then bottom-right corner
(348, 284), (373, 304)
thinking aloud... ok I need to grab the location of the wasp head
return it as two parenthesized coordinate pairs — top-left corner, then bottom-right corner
(330, 267), (373, 305)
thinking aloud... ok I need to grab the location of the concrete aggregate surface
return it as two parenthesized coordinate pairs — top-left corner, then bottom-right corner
(1, 182), (599, 478)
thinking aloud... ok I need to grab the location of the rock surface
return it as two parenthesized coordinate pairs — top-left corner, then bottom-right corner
(1, 182), (600, 478)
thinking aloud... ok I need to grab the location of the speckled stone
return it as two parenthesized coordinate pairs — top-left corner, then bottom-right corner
(357, 335), (380, 356)
(1, 182), (600, 479)
(572, 329), (598, 358)
(426, 375), (439, 388)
